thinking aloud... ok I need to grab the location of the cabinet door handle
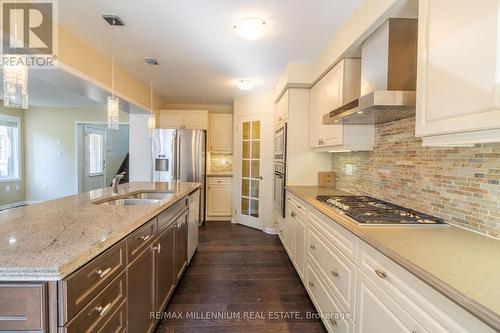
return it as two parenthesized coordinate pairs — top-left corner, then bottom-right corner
(153, 243), (161, 254)
(375, 269), (387, 280)
(308, 281), (315, 288)
(137, 235), (151, 242)
(95, 267), (112, 278)
(96, 302), (112, 316)
(309, 244), (316, 250)
(331, 270), (339, 278)
(291, 212), (296, 218)
(330, 318), (338, 327)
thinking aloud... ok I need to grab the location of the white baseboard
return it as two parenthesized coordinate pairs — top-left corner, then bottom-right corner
(264, 227), (278, 235)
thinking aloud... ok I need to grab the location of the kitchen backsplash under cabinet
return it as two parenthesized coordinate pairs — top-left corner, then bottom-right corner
(331, 117), (500, 239)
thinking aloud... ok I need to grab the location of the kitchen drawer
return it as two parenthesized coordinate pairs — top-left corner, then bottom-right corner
(157, 197), (188, 233)
(306, 260), (355, 333)
(62, 272), (127, 333)
(0, 283), (47, 331)
(208, 177), (231, 186)
(96, 299), (127, 333)
(58, 240), (126, 324)
(358, 241), (496, 333)
(308, 209), (358, 263)
(287, 194), (307, 218)
(308, 225), (357, 317)
(127, 218), (157, 262)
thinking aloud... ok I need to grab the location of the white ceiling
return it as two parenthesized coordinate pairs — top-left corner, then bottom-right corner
(59, 0), (363, 104)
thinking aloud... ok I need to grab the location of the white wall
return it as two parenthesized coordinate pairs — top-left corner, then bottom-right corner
(233, 91), (275, 231)
(129, 113), (152, 182)
(24, 107), (129, 202)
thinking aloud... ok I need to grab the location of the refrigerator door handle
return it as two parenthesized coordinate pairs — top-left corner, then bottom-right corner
(173, 132), (178, 182)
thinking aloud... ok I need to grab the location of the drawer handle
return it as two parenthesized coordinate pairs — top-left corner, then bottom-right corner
(96, 267), (112, 278)
(331, 270), (339, 278)
(137, 235), (151, 242)
(309, 244), (316, 250)
(375, 269), (387, 280)
(96, 302), (112, 316)
(330, 318), (338, 327)
(297, 205), (302, 209)
(153, 243), (161, 254)
(308, 281), (315, 288)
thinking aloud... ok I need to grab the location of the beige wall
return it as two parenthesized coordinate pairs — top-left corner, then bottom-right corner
(25, 107), (129, 202)
(58, 27), (164, 112)
(0, 107), (25, 207)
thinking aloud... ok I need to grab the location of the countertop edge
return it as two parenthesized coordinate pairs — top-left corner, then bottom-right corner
(286, 186), (500, 332)
(0, 183), (201, 282)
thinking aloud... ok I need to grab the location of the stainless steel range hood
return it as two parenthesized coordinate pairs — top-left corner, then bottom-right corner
(323, 18), (418, 125)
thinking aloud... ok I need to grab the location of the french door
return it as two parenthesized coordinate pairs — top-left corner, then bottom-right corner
(235, 115), (264, 230)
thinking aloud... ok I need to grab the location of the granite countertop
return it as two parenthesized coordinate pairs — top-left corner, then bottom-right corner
(287, 186), (500, 331)
(0, 182), (200, 281)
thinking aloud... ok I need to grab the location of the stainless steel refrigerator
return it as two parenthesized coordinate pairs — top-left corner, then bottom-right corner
(152, 128), (206, 223)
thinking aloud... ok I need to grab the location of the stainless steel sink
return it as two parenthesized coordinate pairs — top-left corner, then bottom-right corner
(125, 191), (173, 200)
(99, 198), (161, 206)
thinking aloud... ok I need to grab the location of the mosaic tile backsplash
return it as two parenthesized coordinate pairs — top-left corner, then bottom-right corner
(210, 153), (233, 173)
(331, 117), (500, 239)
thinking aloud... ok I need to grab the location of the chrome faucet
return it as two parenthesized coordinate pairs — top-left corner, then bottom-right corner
(112, 172), (126, 195)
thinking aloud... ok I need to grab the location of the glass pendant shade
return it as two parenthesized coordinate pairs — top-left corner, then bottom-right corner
(3, 56), (28, 109)
(107, 96), (120, 130)
(148, 114), (155, 137)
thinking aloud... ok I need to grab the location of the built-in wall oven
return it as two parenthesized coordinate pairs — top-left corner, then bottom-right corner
(274, 162), (286, 218)
(274, 123), (287, 218)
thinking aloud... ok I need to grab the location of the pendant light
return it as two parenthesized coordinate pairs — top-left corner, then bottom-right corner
(145, 59), (158, 137)
(3, 0), (28, 109)
(106, 16), (121, 130)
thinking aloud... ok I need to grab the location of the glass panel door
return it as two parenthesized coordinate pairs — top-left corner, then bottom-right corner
(241, 120), (261, 218)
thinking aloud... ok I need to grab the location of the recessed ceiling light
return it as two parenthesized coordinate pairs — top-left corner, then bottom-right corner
(233, 17), (267, 41)
(236, 79), (256, 90)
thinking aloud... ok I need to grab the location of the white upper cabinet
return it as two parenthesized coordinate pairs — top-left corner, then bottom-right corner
(158, 110), (208, 130)
(209, 113), (233, 153)
(416, 0), (500, 146)
(275, 90), (289, 125)
(309, 59), (374, 151)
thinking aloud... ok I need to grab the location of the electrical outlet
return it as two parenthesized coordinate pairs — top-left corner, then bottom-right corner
(5, 185), (11, 192)
(15, 185), (20, 191)
(346, 164), (354, 176)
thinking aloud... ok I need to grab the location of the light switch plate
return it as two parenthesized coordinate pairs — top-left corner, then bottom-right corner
(346, 164), (354, 176)
(5, 185), (10, 192)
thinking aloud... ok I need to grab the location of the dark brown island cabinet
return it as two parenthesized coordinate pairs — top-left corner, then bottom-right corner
(0, 189), (200, 333)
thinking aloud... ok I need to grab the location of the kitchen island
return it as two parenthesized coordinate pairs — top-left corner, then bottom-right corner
(0, 181), (201, 333)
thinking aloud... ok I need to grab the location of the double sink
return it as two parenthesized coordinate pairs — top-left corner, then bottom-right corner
(94, 191), (174, 206)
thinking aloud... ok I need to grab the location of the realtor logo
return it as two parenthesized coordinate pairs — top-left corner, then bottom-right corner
(0, 0), (58, 67)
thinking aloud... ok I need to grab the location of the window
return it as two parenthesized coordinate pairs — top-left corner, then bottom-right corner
(88, 132), (104, 175)
(0, 115), (20, 181)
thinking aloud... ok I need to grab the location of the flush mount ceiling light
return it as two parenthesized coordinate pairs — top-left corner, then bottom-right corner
(236, 79), (256, 90)
(233, 17), (267, 41)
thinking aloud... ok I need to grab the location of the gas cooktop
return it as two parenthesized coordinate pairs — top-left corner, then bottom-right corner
(316, 195), (445, 225)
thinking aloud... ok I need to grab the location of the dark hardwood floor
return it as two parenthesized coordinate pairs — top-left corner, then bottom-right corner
(155, 221), (327, 333)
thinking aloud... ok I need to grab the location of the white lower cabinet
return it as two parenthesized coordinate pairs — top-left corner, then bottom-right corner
(307, 260), (356, 333)
(356, 271), (426, 333)
(282, 193), (496, 333)
(206, 177), (232, 218)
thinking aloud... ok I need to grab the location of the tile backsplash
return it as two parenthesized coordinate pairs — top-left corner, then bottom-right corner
(331, 117), (500, 239)
(209, 153), (233, 173)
